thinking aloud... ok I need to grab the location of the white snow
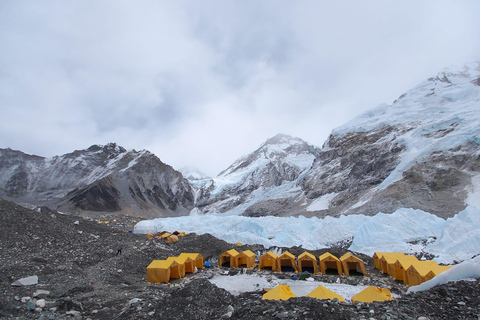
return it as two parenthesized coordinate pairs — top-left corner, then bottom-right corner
(407, 256), (480, 293)
(306, 192), (338, 211)
(465, 175), (480, 209)
(135, 206), (480, 265)
(208, 273), (367, 302)
(331, 62), (480, 190)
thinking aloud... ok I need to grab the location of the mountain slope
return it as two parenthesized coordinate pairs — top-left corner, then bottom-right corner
(0, 143), (194, 217)
(194, 134), (321, 215)
(299, 62), (480, 218)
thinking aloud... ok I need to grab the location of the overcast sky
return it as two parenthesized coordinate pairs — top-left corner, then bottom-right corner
(1, 1), (479, 177)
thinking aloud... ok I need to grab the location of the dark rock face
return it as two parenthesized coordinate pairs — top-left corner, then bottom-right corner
(0, 144), (195, 217)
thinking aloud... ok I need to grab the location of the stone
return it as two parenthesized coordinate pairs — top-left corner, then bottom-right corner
(36, 299), (46, 308)
(21, 297), (31, 303)
(11, 275), (38, 286)
(34, 289), (50, 298)
(26, 301), (36, 311)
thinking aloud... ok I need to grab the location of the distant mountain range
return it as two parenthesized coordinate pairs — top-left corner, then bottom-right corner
(1, 62), (479, 218)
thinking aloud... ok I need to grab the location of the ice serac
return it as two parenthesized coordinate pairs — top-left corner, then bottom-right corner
(299, 62), (480, 218)
(0, 143), (194, 218)
(194, 134), (321, 216)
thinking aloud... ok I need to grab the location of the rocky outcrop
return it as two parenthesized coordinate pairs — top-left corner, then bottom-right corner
(0, 143), (195, 217)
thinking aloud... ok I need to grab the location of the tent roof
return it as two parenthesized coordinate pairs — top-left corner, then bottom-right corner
(340, 252), (363, 262)
(306, 285), (345, 302)
(319, 252), (340, 261)
(221, 249), (240, 257)
(394, 255), (419, 268)
(239, 250), (255, 258)
(407, 261), (439, 276)
(178, 253), (202, 260)
(169, 255), (193, 264)
(147, 259), (177, 269)
(261, 251), (278, 259)
(381, 253), (407, 264)
(298, 251), (316, 261)
(351, 286), (394, 303)
(279, 251), (295, 259)
(262, 285), (297, 301)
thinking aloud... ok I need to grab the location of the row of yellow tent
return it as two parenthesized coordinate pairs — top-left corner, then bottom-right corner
(220, 249), (367, 276)
(147, 253), (203, 283)
(263, 284), (393, 303)
(373, 252), (452, 286)
(146, 231), (186, 243)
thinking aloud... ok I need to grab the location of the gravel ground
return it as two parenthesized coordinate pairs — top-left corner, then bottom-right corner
(1, 198), (479, 320)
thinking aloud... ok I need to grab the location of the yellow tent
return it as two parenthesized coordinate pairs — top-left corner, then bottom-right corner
(219, 249), (239, 268)
(278, 251), (298, 273)
(351, 287), (394, 303)
(380, 253), (406, 277)
(340, 253), (367, 276)
(373, 252), (389, 270)
(393, 255), (419, 282)
(235, 250), (256, 269)
(405, 261), (449, 286)
(167, 234), (179, 243)
(179, 253), (204, 269)
(298, 251), (319, 274)
(319, 252), (342, 275)
(306, 285), (345, 302)
(259, 251), (279, 271)
(234, 242), (242, 247)
(262, 285), (297, 301)
(167, 255), (195, 276)
(146, 259), (181, 283)
(160, 232), (172, 239)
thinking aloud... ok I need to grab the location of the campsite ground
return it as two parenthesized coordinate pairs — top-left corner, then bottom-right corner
(1, 199), (479, 320)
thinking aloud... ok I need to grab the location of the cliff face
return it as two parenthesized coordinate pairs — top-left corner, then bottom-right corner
(0, 143), (195, 217)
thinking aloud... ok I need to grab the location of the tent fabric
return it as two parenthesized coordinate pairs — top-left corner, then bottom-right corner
(306, 285), (346, 302)
(262, 285), (297, 301)
(380, 253), (407, 277)
(351, 286), (394, 303)
(146, 260), (180, 283)
(278, 251), (298, 273)
(234, 242), (243, 247)
(298, 251), (319, 274)
(405, 261), (442, 286)
(160, 232), (172, 239)
(167, 234), (179, 243)
(393, 255), (419, 282)
(235, 250), (256, 269)
(373, 252), (390, 269)
(179, 253), (204, 269)
(219, 249), (240, 268)
(319, 252), (342, 275)
(340, 253), (367, 276)
(259, 251), (279, 271)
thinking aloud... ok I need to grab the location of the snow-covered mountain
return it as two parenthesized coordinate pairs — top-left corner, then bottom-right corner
(179, 166), (210, 181)
(299, 62), (480, 218)
(1, 62), (479, 220)
(192, 62), (480, 218)
(0, 143), (194, 217)
(193, 134), (321, 215)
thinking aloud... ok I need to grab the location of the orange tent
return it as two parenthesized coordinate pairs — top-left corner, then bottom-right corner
(235, 250), (256, 269)
(319, 252), (342, 275)
(278, 251), (298, 273)
(259, 251), (279, 271)
(179, 253), (204, 269)
(298, 251), (319, 274)
(340, 253), (366, 276)
(219, 249), (239, 268)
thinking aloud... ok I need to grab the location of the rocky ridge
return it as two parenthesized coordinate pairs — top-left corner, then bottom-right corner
(0, 143), (194, 218)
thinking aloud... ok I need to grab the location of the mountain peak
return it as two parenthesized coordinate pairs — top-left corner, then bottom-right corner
(263, 133), (303, 146)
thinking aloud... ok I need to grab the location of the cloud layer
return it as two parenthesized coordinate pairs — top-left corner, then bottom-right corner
(1, 1), (479, 176)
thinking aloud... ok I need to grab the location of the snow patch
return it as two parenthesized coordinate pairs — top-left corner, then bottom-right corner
(306, 193), (337, 211)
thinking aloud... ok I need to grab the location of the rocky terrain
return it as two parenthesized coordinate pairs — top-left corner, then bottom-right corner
(0, 143), (194, 218)
(1, 198), (479, 320)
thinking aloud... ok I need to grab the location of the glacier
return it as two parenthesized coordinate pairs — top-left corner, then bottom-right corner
(134, 205), (480, 264)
